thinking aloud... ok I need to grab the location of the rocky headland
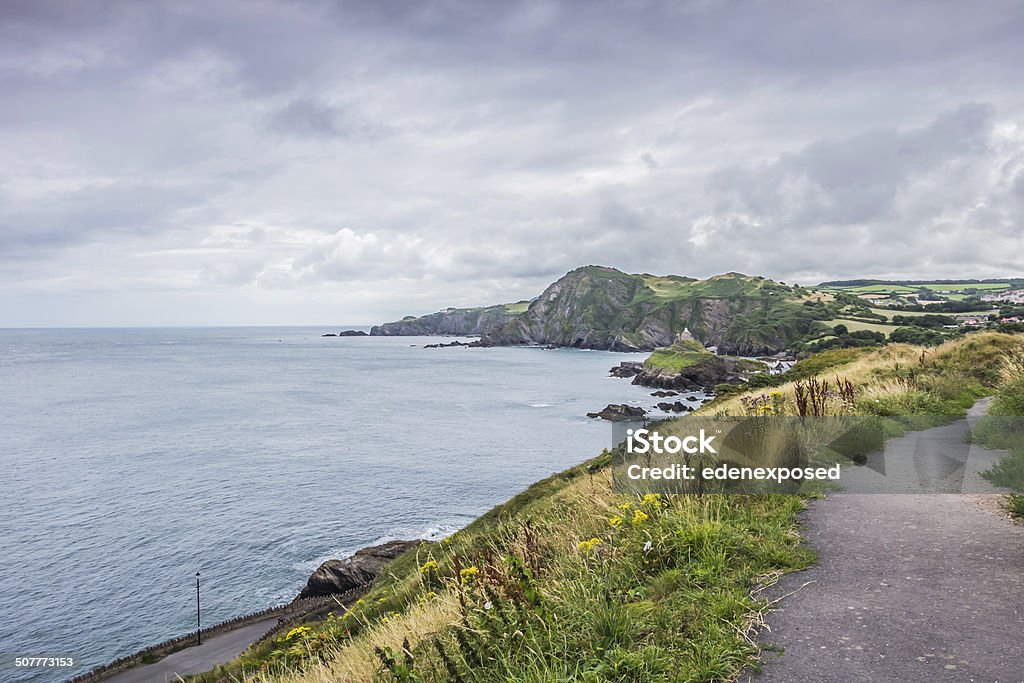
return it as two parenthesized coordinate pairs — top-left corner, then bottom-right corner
(296, 539), (426, 599)
(369, 266), (838, 354)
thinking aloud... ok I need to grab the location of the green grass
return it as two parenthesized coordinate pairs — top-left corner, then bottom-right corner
(189, 462), (812, 683)
(830, 318), (898, 334)
(969, 347), (1024, 492)
(914, 282), (1009, 291)
(632, 272), (790, 304)
(834, 284), (918, 294)
(828, 282), (1010, 295)
(644, 349), (710, 371)
(503, 301), (531, 314)
(381, 495), (811, 682)
(184, 332), (1024, 683)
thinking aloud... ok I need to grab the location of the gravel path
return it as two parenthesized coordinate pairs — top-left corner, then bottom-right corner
(750, 401), (1024, 683)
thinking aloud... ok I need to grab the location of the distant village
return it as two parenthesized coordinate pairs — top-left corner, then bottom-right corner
(856, 288), (1024, 328)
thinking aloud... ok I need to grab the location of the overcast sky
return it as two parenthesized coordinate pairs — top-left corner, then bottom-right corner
(2, 0), (1023, 326)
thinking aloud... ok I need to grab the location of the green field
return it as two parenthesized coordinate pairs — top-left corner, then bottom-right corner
(830, 318), (898, 334)
(836, 284), (918, 294)
(914, 282), (1009, 291)
(869, 307), (927, 317)
(826, 281), (1011, 296)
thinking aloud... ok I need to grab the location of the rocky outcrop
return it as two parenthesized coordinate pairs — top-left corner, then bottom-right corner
(339, 330), (368, 336)
(631, 354), (764, 391)
(657, 401), (693, 413)
(423, 339), (491, 349)
(296, 540), (425, 599)
(610, 361), (644, 378)
(370, 305), (518, 337)
(586, 404), (647, 421)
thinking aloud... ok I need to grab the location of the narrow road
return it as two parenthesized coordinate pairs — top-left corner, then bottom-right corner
(751, 400), (1024, 682)
(102, 618), (279, 683)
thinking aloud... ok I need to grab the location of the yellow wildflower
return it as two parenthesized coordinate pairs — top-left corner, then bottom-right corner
(631, 509), (649, 526)
(608, 515), (624, 528)
(617, 502), (632, 510)
(285, 626), (311, 641)
(419, 559), (438, 574)
(640, 493), (664, 508)
(459, 566), (480, 584)
(577, 537), (604, 553)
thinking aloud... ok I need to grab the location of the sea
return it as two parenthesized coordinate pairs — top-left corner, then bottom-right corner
(0, 327), (701, 682)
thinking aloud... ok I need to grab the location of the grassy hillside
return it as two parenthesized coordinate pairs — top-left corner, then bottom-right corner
(189, 332), (1024, 683)
(486, 266), (844, 353)
(643, 338), (710, 371)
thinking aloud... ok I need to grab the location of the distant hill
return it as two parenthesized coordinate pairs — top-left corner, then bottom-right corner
(372, 266), (842, 354)
(369, 302), (528, 337)
(819, 278), (1024, 290)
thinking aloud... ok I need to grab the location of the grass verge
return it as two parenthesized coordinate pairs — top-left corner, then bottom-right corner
(192, 332), (1023, 683)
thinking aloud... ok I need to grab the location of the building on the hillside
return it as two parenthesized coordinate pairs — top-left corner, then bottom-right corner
(954, 315), (989, 327)
(765, 359), (795, 375)
(981, 289), (1024, 303)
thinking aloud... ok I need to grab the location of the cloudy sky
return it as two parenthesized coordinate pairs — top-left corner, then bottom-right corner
(2, 0), (1023, 326)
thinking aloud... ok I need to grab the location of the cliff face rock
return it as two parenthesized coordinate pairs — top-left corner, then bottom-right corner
(296, 539), (425, 599)
(484, 267), (671, 351)
(369, 305), (517, 337)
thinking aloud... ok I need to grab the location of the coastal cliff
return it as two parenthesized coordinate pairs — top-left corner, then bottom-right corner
(369, 303), (523, 337)
(371, 266), (835, 354)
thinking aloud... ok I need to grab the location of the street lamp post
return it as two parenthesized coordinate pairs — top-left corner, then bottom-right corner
(196, 571), (201, 645)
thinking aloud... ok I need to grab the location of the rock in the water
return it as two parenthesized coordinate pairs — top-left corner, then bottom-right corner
(321, 333), (338, 337)
(339, 330), (368, 336)
(424, 340), (469, 348)
(651, 390), (678, 397)
(423, 339), (491, 349)
(586, 404), (647, 421)
(657, 401), (692, 413)
(609, 361), (644, 378)
(296, 540), (425, 599)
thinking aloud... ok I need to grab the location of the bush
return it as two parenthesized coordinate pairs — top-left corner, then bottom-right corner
(889, 327), (945, 346)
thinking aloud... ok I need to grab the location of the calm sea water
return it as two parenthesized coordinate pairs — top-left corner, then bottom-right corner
(0, 328), (687, 682)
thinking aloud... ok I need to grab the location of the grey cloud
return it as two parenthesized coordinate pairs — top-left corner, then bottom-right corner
(265, 98), (391, 140)
(0, 180), (223, 253)
(708, 103), (996, 227)
(2, 1), (1024, 325)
